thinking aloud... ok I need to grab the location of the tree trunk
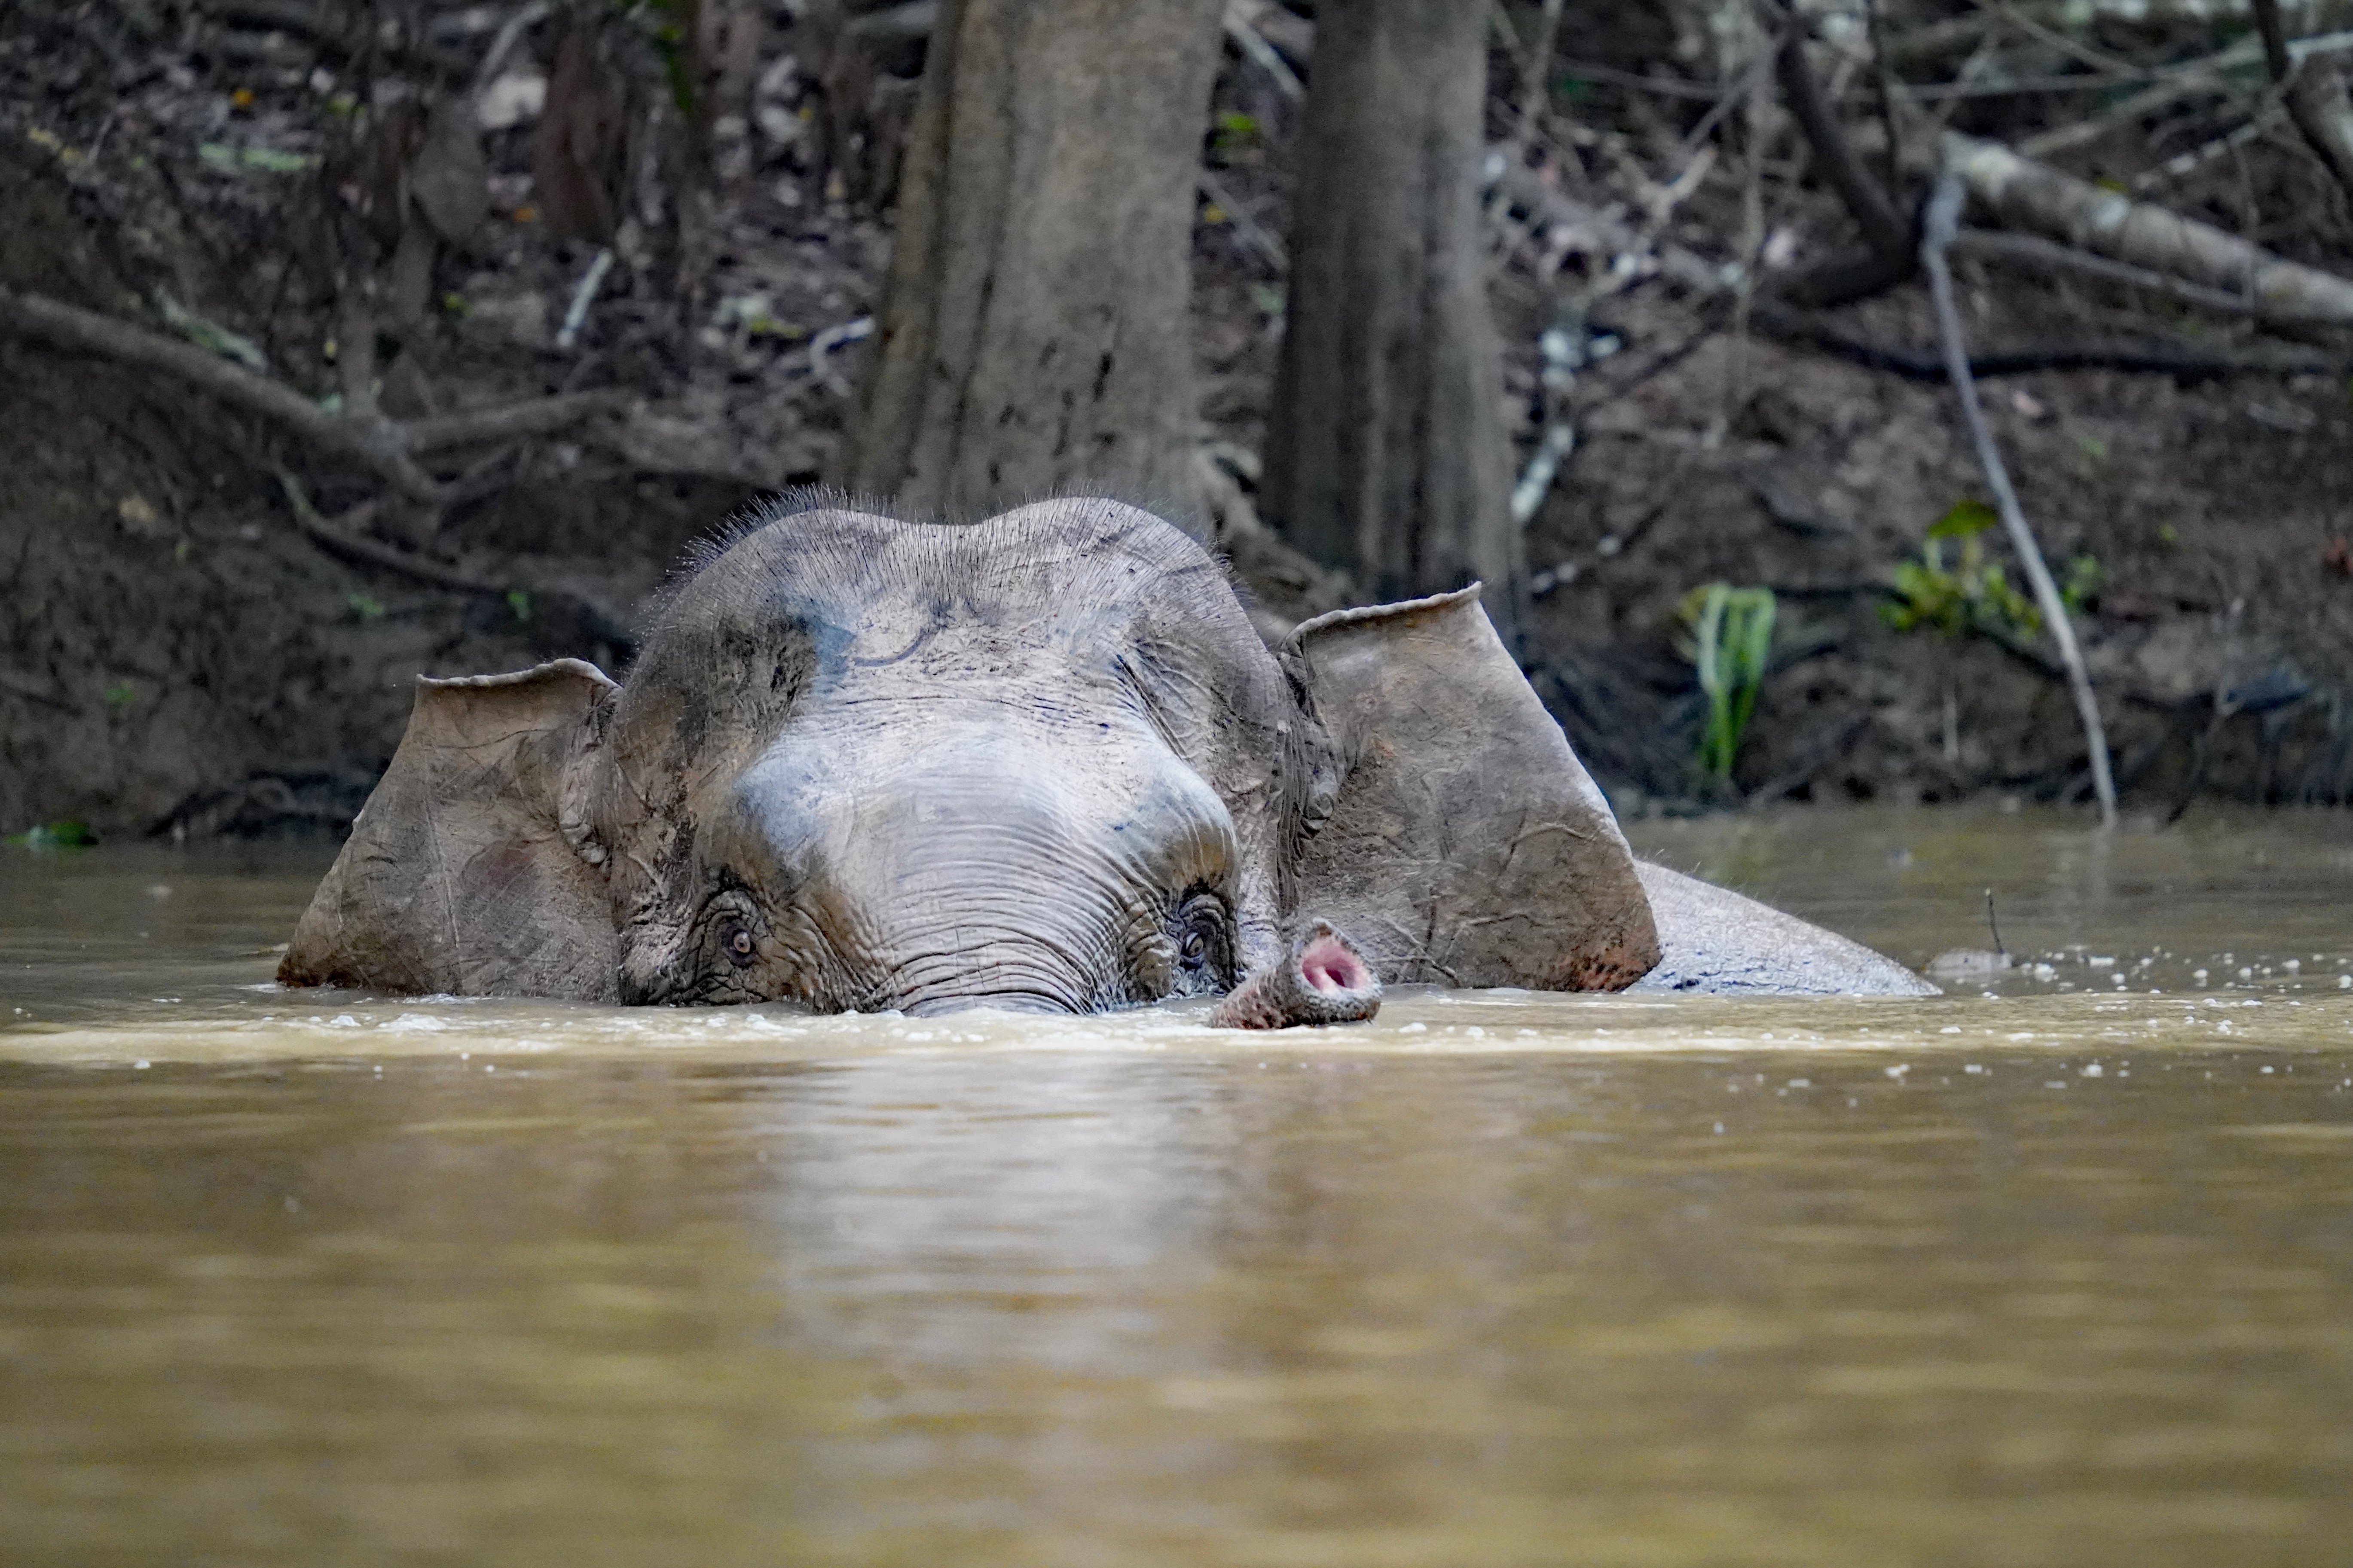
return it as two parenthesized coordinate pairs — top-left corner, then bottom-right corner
(838, 0), (1225, 525)
(1261, 0), (1519, 618)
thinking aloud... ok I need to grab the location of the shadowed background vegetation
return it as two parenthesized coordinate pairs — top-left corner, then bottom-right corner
(9, 0), (2353, 841)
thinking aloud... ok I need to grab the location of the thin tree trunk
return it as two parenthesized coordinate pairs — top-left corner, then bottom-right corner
(838, 0), (1225, 525)
(1260, 0), (1520, 622)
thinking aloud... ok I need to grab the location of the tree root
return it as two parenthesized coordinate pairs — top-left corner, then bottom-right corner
(274, 470), (638, 648)
(0, 284), (627, 499)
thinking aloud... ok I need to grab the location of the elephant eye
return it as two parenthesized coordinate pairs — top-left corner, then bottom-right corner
(719, 920), (756, 967)
(1168, 891), (1234, 991)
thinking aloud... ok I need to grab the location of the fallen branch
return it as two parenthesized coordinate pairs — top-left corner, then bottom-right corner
(1946, 131), (2353, 323)
(2130, 103), (2284, 194)
(1949, 228), (2294, 317)
(275, 470), (637, 646)
(402, 390), (631, 454)
(1748, 299), (2344, 379)
(2254, 0), (2353, 206)
(274, 471), (483, 592)
(1922, 168), (2116, 828)
(0, 282), (445, 500)
(0, 284), (628, 488)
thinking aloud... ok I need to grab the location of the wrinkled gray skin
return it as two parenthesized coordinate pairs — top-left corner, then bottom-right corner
(281, 498), (1933, 1015)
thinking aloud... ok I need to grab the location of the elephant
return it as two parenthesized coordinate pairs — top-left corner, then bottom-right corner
(278, 496), (1934, 1023)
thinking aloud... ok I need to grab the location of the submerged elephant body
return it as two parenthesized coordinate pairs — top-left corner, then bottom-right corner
(281, 498), (1932, 1017)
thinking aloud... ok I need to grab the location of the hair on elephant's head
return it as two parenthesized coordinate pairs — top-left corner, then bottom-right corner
(279, 496), (1660, 1018)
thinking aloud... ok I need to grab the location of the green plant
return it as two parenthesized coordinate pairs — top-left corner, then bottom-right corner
(1883, 500), (2041, 639)
(2060, 553), (2102, 614)
(505, 589), (533, 622)
(8, 820), (98, 849)
(1679, 583), (1776, 781)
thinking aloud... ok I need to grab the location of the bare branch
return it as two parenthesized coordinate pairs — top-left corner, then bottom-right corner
(3, 285), (636, 494)
(1921, 170), (2116, 829)
(0, 283), (446, 500)
(1200, 171), (1288, 271)
(403, 391), (632, 453)
(1749, 299), (2346, 378)
(275, 470), (638, 646)
(2285, 61), (2353, 198)
(1772, 19), (1916, 307)
(2254, 0), (2353, 206)
(1223, 0), (1305, 102)
(1947, 131), (2353, 322)
(1949, 228), (2287, 317)
(1775, 24), (1907, 256)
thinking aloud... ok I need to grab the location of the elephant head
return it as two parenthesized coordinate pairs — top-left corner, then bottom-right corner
(278, 497), (1662, 1016)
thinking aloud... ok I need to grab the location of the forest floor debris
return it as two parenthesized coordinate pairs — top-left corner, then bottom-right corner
(6, 1), (2353, 836)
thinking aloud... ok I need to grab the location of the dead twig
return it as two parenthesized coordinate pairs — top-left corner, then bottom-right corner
(2253, 0), (2353, 207)
(403, 390), (631, 453)
(1222, 0), (1305, 102)
(473, 0), (554, 94)
(273, 470), (480, 592)
(1551, 60), (1723, 101)
(806, 314), (873, 399)
(1922, 168), (2116, 828)
(2017, 31), (2353, 160)
(1200, 171), (1288, 271)
(1506, 0), (1565, 156)
(554, 247), (614, 351)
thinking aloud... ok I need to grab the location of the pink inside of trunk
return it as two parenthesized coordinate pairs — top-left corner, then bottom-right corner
(1299, 933), (1371, 994)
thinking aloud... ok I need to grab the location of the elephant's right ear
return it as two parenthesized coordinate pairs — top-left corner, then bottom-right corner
(279, 658), (621, 1000)
(1284, 587), (1659, 990)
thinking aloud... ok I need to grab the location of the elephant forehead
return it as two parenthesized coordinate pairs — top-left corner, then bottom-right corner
(700, 717), (1241, 894)
(633, 500), (1274, 700)
(657, 500), (1236, 632)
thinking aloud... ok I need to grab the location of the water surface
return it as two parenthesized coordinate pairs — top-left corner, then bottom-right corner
(3, 808), (2350, 1565)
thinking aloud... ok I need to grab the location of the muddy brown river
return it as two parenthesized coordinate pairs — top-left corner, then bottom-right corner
(3, 806), (2350, 1566)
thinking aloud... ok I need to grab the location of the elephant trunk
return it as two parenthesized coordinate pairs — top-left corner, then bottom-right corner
(1210, 921), (1381, 1029)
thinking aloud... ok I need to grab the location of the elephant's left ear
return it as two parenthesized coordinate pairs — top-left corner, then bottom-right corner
(1284, 587), (1658, 990)
(279, 658), (621, 1000)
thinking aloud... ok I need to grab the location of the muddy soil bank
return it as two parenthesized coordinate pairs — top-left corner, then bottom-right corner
(6, 3), (2353, 839)
(10, 142), (2353, 837)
